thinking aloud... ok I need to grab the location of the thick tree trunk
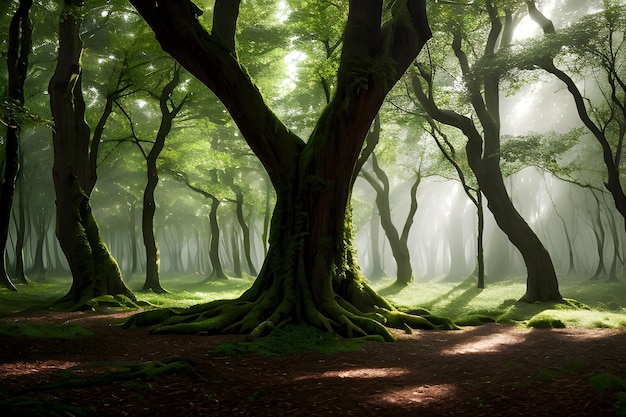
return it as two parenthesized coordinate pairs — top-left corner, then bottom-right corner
(49, 0), (134, 305)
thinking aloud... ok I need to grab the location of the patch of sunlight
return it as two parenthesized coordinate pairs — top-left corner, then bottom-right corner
(381, 278), (527, 320)
(0, 360), (80, 378)
(375, 384), (457, 406)
(136, 276), (254, 309)
(441, 327), (525, 355)
(528, 310), (626, 329)
(295, 367), (408, 381)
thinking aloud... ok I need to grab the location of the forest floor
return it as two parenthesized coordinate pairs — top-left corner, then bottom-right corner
(1, 309), (626, 416)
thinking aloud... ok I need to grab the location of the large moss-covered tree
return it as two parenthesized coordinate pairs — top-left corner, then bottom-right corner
(126, 0), (454, 339)
(48, 0), (135, 305)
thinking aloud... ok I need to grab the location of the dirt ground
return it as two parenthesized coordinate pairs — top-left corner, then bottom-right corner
(1, 309), (625, 416)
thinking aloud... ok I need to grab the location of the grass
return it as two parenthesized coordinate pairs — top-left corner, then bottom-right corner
(374, 276), (626, 329)
(2, 274), (626, 330)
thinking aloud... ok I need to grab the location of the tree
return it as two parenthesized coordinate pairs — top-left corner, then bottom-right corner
(121, 63), (189, 293)
(48, 0), (134, 305)
(0, 0), (33, 291)
(523, 1), (626, 232)
(410, 0), (562, 302)
(182, 175), (228, 281)
(359, 116), (419, 287)
(126, 0), (455, 339)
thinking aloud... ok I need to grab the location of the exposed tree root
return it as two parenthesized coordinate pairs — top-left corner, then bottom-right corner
(124, 289), (458, 341)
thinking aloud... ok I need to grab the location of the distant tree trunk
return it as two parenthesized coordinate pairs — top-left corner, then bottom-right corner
(361, 154), (415, 287)
(129, 200), (139, 277)
(182, 179), (228, 281)
(139, 65), (185, 294)
(476, 191), (485, 289)
(204, 192), (227, 281)
(229, 224), (242, 277)
(423, 120), (484, 286)
(30, 204), (50, 278)
(13, 174), (27, 283)
(588, 190), (608, 281)
(262, 178), (272, 255)
(367, 207), (387, 280)
(49, 0), (134, 305)
(357, 115), (417, 287)
(227, 181), (257, 276)
(0, 0), (32, 291)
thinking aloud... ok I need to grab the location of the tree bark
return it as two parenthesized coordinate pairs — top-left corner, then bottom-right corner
(127, 0), (452, 339)
(0, 0), (32, 291)
(49, 0), (134, 305)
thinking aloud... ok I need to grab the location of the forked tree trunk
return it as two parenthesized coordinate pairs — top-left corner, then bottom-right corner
(49, 0), (134, 305)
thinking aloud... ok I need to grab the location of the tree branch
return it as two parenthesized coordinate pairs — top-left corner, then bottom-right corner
(129, 0), (304, 188)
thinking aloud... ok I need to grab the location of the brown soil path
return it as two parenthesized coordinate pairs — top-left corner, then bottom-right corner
(1, 310), (625, 416)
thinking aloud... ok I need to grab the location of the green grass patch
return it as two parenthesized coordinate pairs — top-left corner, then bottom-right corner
(3, 275), (626, 331)
(375, 277), (626, 329)
(135, 276), (255, 309)
(213, 323), (381, 356)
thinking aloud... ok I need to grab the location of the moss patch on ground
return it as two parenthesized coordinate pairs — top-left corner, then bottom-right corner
(213, 323), (380, 356)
